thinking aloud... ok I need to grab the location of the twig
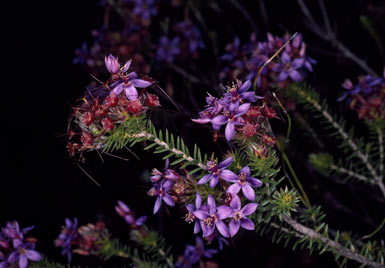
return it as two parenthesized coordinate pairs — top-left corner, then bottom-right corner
(377, 127), (384, 180)
(330, 164), (371, 183)
(296, 0), (378, 76)
(283, 216), (385, 268)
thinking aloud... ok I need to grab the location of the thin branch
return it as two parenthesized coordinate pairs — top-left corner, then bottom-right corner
(283, 216), (385, 268)
(377, 127), (384, 180)
(330, 164), (371, 183)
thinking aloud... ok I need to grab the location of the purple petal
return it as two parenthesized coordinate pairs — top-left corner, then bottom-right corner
(229, 220), (240, 237)
(278, 71), (289, 82)
(196, 192), (202, 208)
(197, 174), (211, 185)
(272, 63), (283, 72)
(248, 177), (262, 187)
(211, 115), (227, 126)
(240, 218), (255, 230)
(227, 183), (241, 196)
(8, 251), (19, 263)
(124, 215), (135, 225)
(209, 175), (219, 188)
(240, 166), (250, 176)
(19, 255), (28, 268)
(292, 58), (304, 69)
(204, 225), (215, 237)
(193, 221), (201, 234)
(162, 180), (173, 190)
(13, 239), (23, 249)
(125, 85), (138, 100)
(117, 201), (130, 212)
(215, 221), (229, 237)
(193, 210), (209, 220)
(293, 34), (301, 48)
(112, 83), (124, 95)
(289, 69), (302, 82)
(236, 103), (251, 116)
(220, 170), (238, 182)
(230, 194), (241, 210)
(217, 206), (232, 219)
(192, 118), (211, 124)
(238, 80), (251, 93)
(136, 216), (147, 226)
(153, 197), (162, 214)
(225, 121), (235, 141)
(304, 61), (314, 72)
(25, 250), (42, 261)
(242, 184), (255, 200)
(241, 203), (258, 216)
(207, 195), (216, 213)
(128, 71), (137, 79)
(186, 204), (195, 212)
(219, 156), (233, 169)
(131, 79), (152, 88)
(281, 52), (290, 64)
(162, 193), (175, 206)
(122, 59), (132, 73)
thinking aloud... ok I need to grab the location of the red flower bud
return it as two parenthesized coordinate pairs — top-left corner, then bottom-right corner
(95, 106), (108, 117)
(105, 93), (118, 107)
(264, 106), (276, 118)
(81, 132), (93, 147)
(146, 94), (161, 107)
(102, 117), (114, 131)
(82, 112), (95, 126)
(128, 99), (144, 114)
(263, 134), (276, 146)
(242, 123), (257, 137)
(246, 106), (262, 118)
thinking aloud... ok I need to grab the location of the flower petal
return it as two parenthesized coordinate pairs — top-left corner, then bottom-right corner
(248, 177), (262, 187)
(121, 59), (132, 73)
(220, 170), (238, 182)
(219, 156), (233, 169)
(230, 194), (241, 210)
(153, 197), (162, 214)
(136, 216), (147, 226)
(238, 80), (251, 93)
(240, 218), (255, 230)
(192, 118), (211, 124)
(131, 79), (152, 88)
(215, 221), (229, 237)
(278, 71), (288, 82)
(162, 193), (175, 207)
(217, 205), (232, 219)
(19, 255), (28, 268)
(197, 174), (211, 185)
(289, 69), (302, 82)
(117, 201), (130, 213)
(125, 85), (138, 100)
(112, 83), (124, 95)
(227, 183), (241, 196)
(209, 175), (219, 188)
(204, 225), (215, 237)
(225, 121), (235, 141)
(281, 52), (290, 64)
(26, 250), (42, 262)
(207, 195), (216, 213)
(124, 215), (135, 225)
(292, 58), (304, 69)
(195, 192), (202, 208)
(229, 220), (240, 237)
(242, 184), (255, 200)
(211, 115), (227, 126)
(194, 221), (201, 234)
(241, 203), (258, 216)
(240, 166), (250, 176)
(193, 210), (209, 220)
(236, 103), (251, 116)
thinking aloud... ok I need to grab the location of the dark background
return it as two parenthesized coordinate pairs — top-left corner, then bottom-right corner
(4, 0), (385, 267)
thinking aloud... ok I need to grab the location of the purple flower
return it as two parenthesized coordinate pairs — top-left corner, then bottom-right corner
(175, 237), (217, 268)
(55, 218), (78, 263)
(193, 195), (232, 237)
(272, 52), (304, 82)
(105, 54), (121, 74)
(197, 157), (237, 188)
(132, 0), (157, 20)
(148, 180), (175, 214)
(174, 22), (205, 53)
(115, 201), (147, 227)
(111, 67), (152, 100)
(228, 195), (258, 237)
(223, 80), (263, 105)
(211, 101), (250, 141)
(151, 159), (180, 183)
(156, 36), (181, 63)
(220, 37), (241, 61)
(225, 166), (262, 200)
(337, 75), (384, 102)
(7, 239), (42, 268)
(185, 192), (206, 234)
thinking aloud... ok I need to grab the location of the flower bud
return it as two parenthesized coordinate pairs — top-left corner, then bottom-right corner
(146, 94), (160, 107)
(102, 117), (114, 131)
(81, 132), (93, 148)
(105, 93), (118, 107)
(128, 99), (144, 114)
(105, 54), (120, 74)
(82, 112), (95, 126)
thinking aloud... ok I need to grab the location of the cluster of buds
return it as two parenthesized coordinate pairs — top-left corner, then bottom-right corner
(0, 221), (42, 268)
(338, 71), (385, 120)
(67, 55), (160, 157)
(220, 33), (315, 91)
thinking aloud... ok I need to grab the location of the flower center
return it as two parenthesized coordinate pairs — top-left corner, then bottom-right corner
(184, 212), (195, 223)
(234, 211), (243, 221)
(238, 172), (247, 184)
(203, 214), (217, 227)
(207, 161), (218, 172)
(18, 247), (27, 255)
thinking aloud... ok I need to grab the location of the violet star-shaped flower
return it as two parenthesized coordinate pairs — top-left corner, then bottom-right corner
(222, 80), (263, 105)
(111, 62), (152, 100)
(132, 0), (157, 20)
(54, 218), (78, 263)
(225, 165), (262, 201)
(272, 52), (304, 82)
(115, 201), (147, 227)
(150, 159), (180, 183)
(8, 239), (42, 268)
(156, 36), (181, 63)
(211, 101), (250, 141)
(197, 157), (237, 188)
(185, 237), (218, 263)
(228, 195), (258, 237)
(185, 192), (207, 234)
(148, 180), (175, 214)
(193, 195), (232, 237)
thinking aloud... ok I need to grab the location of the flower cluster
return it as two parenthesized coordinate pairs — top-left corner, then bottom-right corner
(338, 71), (385, 120)
(193, 79), (278, 144)
(173, 21), (205, 56)
(54, 218), (78, 263)
(175, 237), (218, 268)
(0, 221), (42, 268)
(220, 33), (316, 90)
(67, 55), (159, 157)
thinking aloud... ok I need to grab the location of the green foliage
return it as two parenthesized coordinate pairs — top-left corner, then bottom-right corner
(309, 153), (334, 175)
(271, 187), (300, 221)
